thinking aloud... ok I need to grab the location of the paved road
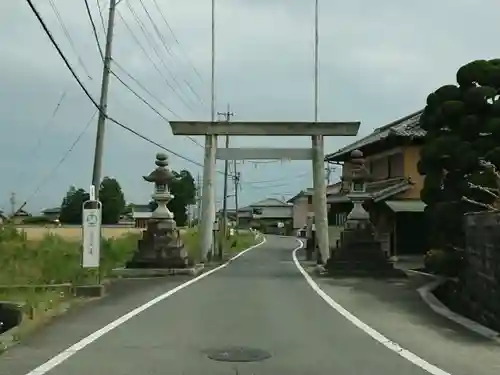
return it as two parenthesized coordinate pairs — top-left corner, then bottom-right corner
(3, 236), (451, 375)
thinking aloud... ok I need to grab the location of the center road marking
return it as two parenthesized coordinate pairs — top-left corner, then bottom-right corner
(23, 236), (267, 375)
(291, 239), (451, 375)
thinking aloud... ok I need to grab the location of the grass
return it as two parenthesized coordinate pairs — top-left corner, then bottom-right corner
(17, 226), (143, 241)
(182, 227), (260, 262)
(0, 225), (258, 336)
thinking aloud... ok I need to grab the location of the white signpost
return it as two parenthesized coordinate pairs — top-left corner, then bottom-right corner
(82, 186), (102, 268)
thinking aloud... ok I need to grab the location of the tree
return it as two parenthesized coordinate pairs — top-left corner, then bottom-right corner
(418, 59), (500, 248)
(59, 186), (89, 224)
(148, 169), (196, 226)
(99, 177), (126, 224)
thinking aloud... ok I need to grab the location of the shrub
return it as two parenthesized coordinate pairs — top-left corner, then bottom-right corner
(0, 225), (138, 286)
(424, 247), (464, 277)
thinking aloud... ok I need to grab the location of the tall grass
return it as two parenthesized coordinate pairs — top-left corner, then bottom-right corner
(0, 225), (138, 286)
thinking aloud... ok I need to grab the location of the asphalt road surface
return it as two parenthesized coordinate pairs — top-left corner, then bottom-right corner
(7, 236), (451, 375)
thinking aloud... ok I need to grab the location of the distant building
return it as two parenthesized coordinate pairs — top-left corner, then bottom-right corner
(41, 207), (61, 221)
(235, 198), (293, 234)
(130, 204), (152, 228)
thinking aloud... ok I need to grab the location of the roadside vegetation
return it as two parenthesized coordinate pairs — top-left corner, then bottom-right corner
(0, 224), (259, 337)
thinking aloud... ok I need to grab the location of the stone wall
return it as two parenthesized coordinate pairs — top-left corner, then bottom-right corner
(462, 211), (500, 331)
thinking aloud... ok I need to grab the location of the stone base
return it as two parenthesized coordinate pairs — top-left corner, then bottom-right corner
(125, 256), (190, 269)
(326, 225), (406, 278)
(112, 264), (204, 278)
(326, 262), (407, 278)
(74, 284), (106, 298)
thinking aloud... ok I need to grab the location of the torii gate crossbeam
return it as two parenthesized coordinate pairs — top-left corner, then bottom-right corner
(169, 120), (360, 263)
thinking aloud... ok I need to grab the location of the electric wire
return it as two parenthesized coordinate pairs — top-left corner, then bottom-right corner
(24, 0), (226, 175)
(111, 61), (203, 149)
(150, 0), (205, 84)
(84, 0), (104, 59)
(137, 0), (204, 105)
(18, 110), (99, 212)
(48, 0), (93, 80)
(122, 3), (198, 113)
(116, 9), (196, 114)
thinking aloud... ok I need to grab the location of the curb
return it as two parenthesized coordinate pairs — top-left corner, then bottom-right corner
(417, 277), (500, 342)
(0, 298), (91, 353)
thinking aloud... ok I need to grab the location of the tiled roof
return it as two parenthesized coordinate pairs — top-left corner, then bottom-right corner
(325, 110), (425, 161)
(326, 177), (413, 204)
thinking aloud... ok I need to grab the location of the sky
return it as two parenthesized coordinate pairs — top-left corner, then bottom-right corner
(1, 0), (499, 215)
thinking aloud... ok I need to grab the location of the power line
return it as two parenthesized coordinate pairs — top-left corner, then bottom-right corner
(137, 0), (204, 105)
(122, 3), (198, 113)
(96, 0), (107, 33)
(19, 110), (99, 210)
(150, 0), (205, 84)
(110, 69), (203, 148)
(48, 0), (93, 80)
(84, 0), (104, 59)
(116, 9), (196, 114)
(24, 0), (227, 175)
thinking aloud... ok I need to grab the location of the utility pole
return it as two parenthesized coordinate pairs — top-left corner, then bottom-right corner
(10, 192), (16, 217)
(233, 169), (240, 228)
(91, 0), (118, 199)
(196, 173), (202, 224)
(217, 103), (234, 259)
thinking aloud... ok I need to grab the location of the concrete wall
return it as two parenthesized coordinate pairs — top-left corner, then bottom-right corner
(252, 206), (293, 219)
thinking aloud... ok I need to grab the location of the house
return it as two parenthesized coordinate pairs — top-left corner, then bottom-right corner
(324, 110), (428, 256)
(41, 207), (61, 221)
(130, 204), (152, 229)
(236, 198), (293, 234)
(0, 210), (6, 224)
(287, 183), (343, 231)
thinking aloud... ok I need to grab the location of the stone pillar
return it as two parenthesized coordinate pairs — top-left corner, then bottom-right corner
(312, 135), (329, 264)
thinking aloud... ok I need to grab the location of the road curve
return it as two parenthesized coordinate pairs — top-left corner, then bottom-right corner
(21, 236), (434, 375)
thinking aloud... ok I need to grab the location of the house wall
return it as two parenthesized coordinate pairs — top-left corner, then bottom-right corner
(292, 196), (309, 229)
(399, 145), (424, 199)
(253, 206), (293, 219)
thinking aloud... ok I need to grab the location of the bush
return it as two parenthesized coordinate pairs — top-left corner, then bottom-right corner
(0, 225), (138, 286)
(22, 216), (55, 225)
(424, 247), (464, 277)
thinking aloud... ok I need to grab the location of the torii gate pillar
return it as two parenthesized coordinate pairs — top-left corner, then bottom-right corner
(169, 121), (360, 263)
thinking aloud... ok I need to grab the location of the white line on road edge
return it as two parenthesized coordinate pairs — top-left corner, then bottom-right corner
(23, 236), (267, 375)
(291, 239), (451, 375)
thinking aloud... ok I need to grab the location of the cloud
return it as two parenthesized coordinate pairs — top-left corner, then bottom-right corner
(1, 0), (499, 213)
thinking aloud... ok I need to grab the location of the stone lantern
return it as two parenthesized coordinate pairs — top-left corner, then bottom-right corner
(324, 150), (404, 277)
(126, 153), (189, 269)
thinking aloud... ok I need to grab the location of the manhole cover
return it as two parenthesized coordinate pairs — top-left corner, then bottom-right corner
(206, 346), (271, 362)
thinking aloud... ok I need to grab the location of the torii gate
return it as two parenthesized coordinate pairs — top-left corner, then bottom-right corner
(169, 121), (360, 263)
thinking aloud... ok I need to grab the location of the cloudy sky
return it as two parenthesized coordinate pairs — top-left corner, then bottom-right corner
(0, 0), (499, 214)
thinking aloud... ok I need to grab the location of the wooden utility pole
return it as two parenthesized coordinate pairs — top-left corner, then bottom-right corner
(217, 104), (234, 258)
(233, 169), (240, 228)
(91, 0), (118, 199)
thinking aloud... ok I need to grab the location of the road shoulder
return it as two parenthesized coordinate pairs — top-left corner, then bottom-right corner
(298, 252), (500, 375)
(0, 277), (190, 375)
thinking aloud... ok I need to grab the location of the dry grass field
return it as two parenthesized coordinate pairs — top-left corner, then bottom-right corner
(17, 226), (143, 241)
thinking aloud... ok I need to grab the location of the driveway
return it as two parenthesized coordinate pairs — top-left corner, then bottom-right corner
(0, 235), (495, 375)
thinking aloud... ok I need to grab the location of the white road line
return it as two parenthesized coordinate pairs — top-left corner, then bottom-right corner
(24, 237), (267, 375)
(291, 239), (451, 375)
